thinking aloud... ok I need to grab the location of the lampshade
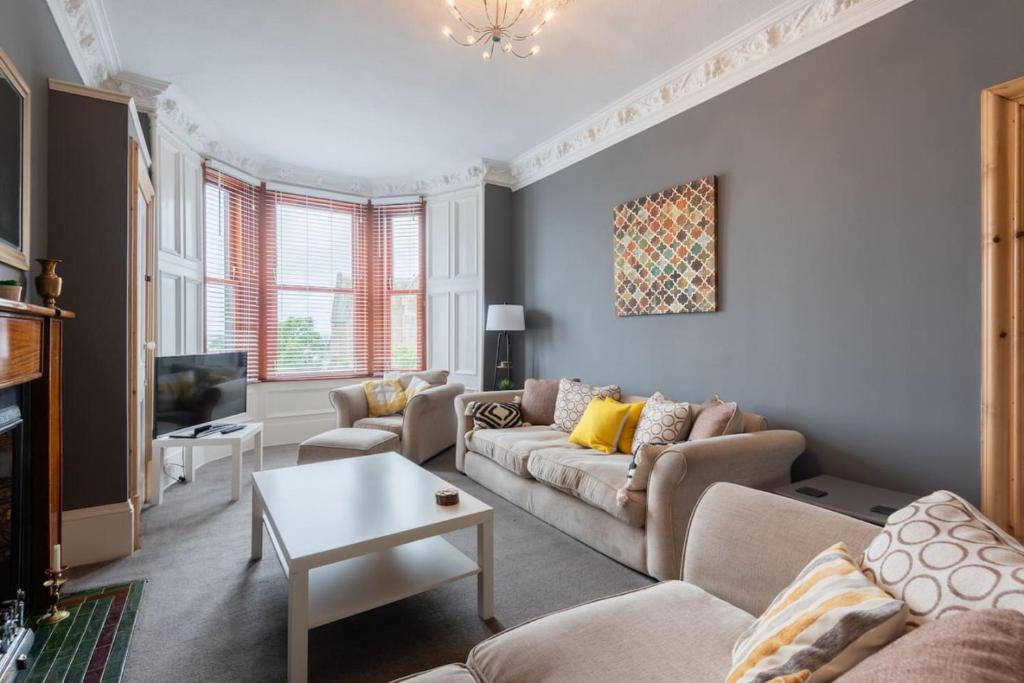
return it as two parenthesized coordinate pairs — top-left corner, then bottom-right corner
(486, 304), (525, 332)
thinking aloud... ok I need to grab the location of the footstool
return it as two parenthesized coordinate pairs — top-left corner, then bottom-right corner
(297, 427), (401, 464)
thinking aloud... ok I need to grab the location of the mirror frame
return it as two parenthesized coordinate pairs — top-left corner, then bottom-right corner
(0, 47), (30, 271)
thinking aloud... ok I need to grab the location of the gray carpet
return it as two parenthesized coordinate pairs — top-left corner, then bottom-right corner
(68, 445), (653, 682)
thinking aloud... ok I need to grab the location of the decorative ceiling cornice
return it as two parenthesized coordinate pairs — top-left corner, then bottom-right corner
(507, 0), (916, 190)
(46, 0), (119, 86)
(48, 0), (915, 196)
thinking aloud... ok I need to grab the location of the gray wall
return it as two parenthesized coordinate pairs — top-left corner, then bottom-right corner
(0, 0), (80, 294)
(484, 184), (516, 389)
(512, 0), (1024, 502)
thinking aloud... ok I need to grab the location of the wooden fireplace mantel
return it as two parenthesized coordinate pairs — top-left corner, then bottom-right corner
(0, 297), (74, 608)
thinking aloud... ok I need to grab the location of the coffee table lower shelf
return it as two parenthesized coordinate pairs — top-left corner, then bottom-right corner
(302, 537), (480, 628)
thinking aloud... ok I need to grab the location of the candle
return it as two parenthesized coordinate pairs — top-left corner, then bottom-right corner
(50, 544), (61, 573)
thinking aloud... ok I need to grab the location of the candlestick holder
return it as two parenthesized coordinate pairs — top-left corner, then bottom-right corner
(37, 567), (70, 626)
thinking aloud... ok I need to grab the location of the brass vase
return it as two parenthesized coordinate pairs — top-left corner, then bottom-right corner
(35, 259), (63, 308)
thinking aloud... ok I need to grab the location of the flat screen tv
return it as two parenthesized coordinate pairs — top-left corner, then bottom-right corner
(153, 352), (248, 437)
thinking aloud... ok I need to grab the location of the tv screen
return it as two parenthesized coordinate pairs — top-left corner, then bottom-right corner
(153, 352), (248, 437)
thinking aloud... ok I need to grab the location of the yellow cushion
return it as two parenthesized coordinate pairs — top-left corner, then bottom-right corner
(569, 398), (633, 454)
(617, 400), (646, 454)
(363, 379), (407, 417)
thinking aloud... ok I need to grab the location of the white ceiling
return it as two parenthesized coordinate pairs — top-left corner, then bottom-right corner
(102, 0), (789, 180)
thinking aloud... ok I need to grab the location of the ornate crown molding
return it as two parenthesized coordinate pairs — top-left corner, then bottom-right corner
(46, 0), (119, 86)
(48, 0), (915, 196)
(507, 0), (916, 190)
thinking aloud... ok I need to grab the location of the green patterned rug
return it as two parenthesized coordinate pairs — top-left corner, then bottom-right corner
(16, 580), (145, 683)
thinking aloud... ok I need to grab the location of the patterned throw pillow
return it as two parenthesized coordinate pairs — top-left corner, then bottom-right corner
(551, 379), (620, 432)
(404, 376), (433, 402)
(622, 393), (691, 486)
(465, 397), (523, 430)
(363, 379), (407, 417)
(629, 392), (692, 452)
(861, 490), (1024, 627)
(728, 543), (908, 683)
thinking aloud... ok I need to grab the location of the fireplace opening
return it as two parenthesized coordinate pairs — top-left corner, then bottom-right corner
(0, 403), (26, 606)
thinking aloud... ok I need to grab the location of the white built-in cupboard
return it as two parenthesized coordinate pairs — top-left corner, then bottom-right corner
(153, 123), (204, 357)
(426, 187), (485, 392)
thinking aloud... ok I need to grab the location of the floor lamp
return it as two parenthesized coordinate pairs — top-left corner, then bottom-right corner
(486, 304), (525, 390)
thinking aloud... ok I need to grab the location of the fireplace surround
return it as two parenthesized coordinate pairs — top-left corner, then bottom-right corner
(0, 299), (73, 679)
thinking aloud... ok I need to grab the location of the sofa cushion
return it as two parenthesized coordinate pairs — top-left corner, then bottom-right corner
(467, 426), (569, 478)
(861, 489), (1024, 627)
(354, 414), (404, 437)
(839, 608), (1024, 682)
(689, 395), (745, 440)
(552, 379), (621, 432)
(465, 398), (523, 430)
(568, 398), (633, 454)
(520, 378), (561, 426)
(399, 369), (449, 389)
(630, 392), (692, 453)
(729, 542), (907, 683)
(363, 378), (407, 417)
(527, 447), (646, 527)
(468, 581), (753, 683)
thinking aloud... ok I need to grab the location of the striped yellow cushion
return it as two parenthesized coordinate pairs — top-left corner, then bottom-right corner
(363, 379), (407, 417)
(727, 543), (907, 683)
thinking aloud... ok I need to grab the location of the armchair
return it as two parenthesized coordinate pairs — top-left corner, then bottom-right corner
(329, 370), (465, 464)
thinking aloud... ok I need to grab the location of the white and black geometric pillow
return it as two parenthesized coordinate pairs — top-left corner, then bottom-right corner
(465, 398), (523, 430)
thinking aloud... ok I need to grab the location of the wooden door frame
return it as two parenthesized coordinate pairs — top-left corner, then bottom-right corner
(981, 75), (1024, 541)
(129, 140), (156, 550)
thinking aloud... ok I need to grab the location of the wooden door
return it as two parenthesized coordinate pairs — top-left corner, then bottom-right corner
(129, 141), (156, 549)
(981, 76), (1024, 542)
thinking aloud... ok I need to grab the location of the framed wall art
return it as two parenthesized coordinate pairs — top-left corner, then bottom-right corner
(613, 176), (716, 316)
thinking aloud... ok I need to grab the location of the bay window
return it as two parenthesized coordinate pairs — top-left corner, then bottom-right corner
(202, 166), (425, 380)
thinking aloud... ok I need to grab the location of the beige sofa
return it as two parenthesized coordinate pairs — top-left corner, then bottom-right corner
(454, 390), (806, 580)
(329, 370), (465, 464)
(397, 483), (880, 683)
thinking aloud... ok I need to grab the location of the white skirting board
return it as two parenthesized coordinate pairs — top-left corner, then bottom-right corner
(62, 501), (135, 567)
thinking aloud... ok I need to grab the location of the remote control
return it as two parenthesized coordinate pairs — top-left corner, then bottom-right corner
(219, 424), (245, 434)
(795, 486), (828, 498)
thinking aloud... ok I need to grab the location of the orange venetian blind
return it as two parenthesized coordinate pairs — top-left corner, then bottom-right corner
(262, 187), (372, 379)
(203, 167), (260, 380)
(370, 200), (426, 374)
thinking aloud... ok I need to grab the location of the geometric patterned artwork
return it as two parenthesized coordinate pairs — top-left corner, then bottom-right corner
(613, 176), (717, 316)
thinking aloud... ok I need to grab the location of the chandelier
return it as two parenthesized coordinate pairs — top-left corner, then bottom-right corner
(441, 0), (571, 60)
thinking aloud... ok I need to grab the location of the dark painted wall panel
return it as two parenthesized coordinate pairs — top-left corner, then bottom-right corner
(512, 0), (1024, 501)
(484, 184), (516, 389)
(0, 1), (80, 291)
(48, 91), (129, 510)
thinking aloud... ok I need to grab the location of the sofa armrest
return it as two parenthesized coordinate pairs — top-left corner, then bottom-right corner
(329, 384), (369, 427)
(453, 390), (524, 472)
(643, 429), (806, 581)
(401, 383), (465, 464)
(682, 482), (881, 616)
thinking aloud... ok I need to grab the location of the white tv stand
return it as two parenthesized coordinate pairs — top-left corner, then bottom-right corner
(150, 422), (264, 506)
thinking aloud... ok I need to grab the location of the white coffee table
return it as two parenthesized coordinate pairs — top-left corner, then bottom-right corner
(251, 452), (494, 683)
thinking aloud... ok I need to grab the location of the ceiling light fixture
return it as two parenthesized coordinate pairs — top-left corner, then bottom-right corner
(441, 0), (570, 61)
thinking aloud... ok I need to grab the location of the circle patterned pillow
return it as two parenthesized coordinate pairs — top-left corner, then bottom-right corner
(629, 392), (692, 454)
(551, 379), (620, 432)
(861, 490), (1024, 627)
